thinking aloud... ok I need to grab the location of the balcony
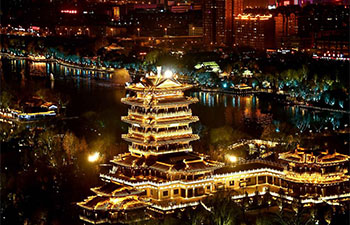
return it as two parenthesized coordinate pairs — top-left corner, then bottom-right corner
(128, 109), (193, 119)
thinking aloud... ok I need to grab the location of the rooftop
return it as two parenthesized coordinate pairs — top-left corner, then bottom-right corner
(111, 151), (222, 174)
(126, 75), (193, 92)
(215, 161), (283, 175)
(279, 145), (350, 165)
(77, 195), (148, 211)
(91, 182), (143, 197)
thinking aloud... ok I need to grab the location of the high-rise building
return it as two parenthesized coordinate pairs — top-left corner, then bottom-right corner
(203, 0), (225, 45)
(274, 12), (299, 49)
(233, 0), (244, 16)
(203, 0), (242, 46)
(234, 14), (275, 49)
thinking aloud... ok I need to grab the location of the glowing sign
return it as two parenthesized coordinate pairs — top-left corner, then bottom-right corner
(61, 10), (77, 14)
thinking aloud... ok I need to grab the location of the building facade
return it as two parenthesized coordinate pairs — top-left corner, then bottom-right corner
(274, 12), (299, 49)
(203, 0), (242, 46)
(234, 14), (275, 49)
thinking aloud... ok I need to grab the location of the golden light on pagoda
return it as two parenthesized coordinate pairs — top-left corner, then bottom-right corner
(227, 155), (238, 163)
(164, 70), (173, 78)
(88, 152), (100, 162)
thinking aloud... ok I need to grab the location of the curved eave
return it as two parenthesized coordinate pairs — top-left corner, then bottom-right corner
(122, 134), (199, 145)
(280, 158), (349, 166)
(126, 85), (193, 92)
(121, 116), (199, 127)
(121, 98), (199, 108)
(285, 176), (350, 185)
(150, 165), (221, 174)
(129, 148), (193, 156)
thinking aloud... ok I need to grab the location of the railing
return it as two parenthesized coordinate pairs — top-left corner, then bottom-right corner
(128, 127), (193, 138)
(128, 146), (193, 154)
(151, 201), (200, 211)
(128, 109), (192, 118)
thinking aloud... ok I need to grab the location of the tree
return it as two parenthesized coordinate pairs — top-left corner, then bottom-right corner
(201, 190), (242, 225)
(210, 126), (235, 145)
(0, 91), (14, 108)
(144, 50), (162, 65)
(62, 131), (80, 163)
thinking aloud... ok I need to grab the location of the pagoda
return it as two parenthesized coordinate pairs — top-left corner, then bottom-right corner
(78, 71), (223, 223)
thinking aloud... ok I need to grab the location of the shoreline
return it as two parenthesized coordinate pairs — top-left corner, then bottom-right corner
(0, 52), (115, 74)
(199, 87), (350, 114)
(2, 53), (349, 114)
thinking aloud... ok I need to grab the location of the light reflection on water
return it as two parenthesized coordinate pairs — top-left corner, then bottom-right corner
(191, 91), (348, 133)
(9, 58), (113, 82)
(4, 58), (349, 135)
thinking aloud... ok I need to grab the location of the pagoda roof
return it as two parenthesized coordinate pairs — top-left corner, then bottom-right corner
(122, 134), (199, 145)
(150, 160), (220, 173)
(77, 195), (148, 211)
(279, 145), (350, 165)
(126, 75), (192, 92)
(214, 161), (283, 175)
(111, 151), (222, 174)
(121, 97), (198, 108)
(91, 182), (143, 197)
(121, 116), (199, 127)
(111, 153), (146, 168)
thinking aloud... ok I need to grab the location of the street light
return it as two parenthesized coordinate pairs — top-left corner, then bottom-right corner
(164, 27), (167, 36)
(192, 27), (195, 36)
(88, 152), (100, 162)
(164, 70), (173, 78)
(137, 28), (140, 37)
(227, 155), (238, 163)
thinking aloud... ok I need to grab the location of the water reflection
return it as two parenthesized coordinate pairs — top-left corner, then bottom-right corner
(192, 92), (348, 133)
(8, 58), (113, 80)
(4, 58), (349, 135)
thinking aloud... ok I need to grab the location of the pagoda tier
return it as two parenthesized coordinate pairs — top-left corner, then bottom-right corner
(127, 107), (193, 119)
(77, 182), (150, 224)
(121, 115), (199, 128)
(129, 143), (193, 155)
(121, 75), (200, 156)
(108, 151), (222, 177)
(121, 97), (198, 109)
(125, 76), (193, 92)
(279, 145), (350, 196)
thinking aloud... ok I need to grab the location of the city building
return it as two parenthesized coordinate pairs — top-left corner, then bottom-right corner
(274, 12), (299, 49)
(234, 14), (275, 49)
(298, 4), (349, 50)
(203, 0), (240, 46)
(313, 35), (349, 60)
(77, 71), (350, 224)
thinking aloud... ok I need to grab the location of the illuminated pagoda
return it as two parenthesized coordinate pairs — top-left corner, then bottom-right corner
(78, 71), (350, 224)
(78, 70), (223, 223)
(107, 72), (223, 207)
(279, 145), (350, 199)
